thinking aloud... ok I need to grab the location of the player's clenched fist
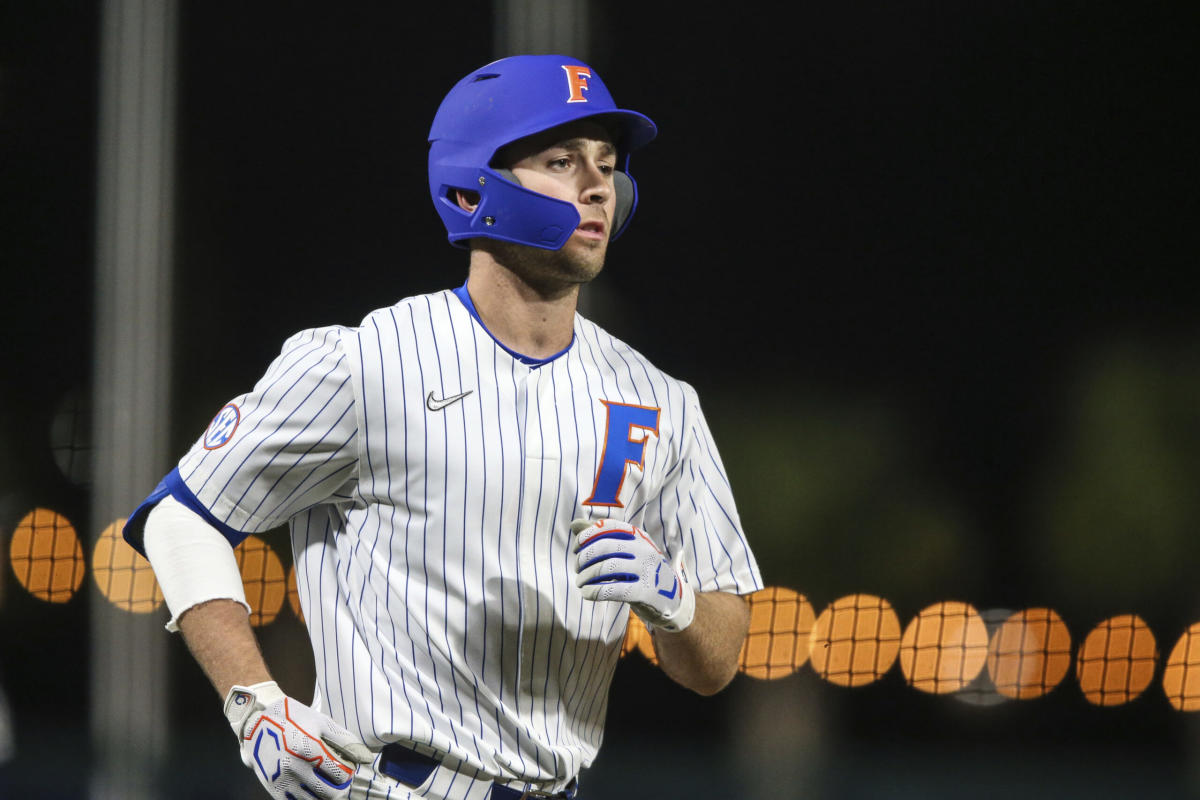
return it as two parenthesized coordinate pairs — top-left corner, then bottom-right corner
(570, 518), (696, 632)
(223, 681), (372, 800)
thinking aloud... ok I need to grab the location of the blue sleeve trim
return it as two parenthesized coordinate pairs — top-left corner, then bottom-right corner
(121, 475), (173, 556)
(121, 467), (253, 556)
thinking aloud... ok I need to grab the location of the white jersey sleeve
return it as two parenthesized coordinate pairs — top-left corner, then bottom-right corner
(642, 382), (761, 595)
(169, 325), (360, 541)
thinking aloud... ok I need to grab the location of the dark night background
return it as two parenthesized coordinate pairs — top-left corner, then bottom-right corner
(3, 2), (1200, 798)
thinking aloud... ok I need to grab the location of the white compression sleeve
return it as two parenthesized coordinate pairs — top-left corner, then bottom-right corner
(143, 494), (250, 632)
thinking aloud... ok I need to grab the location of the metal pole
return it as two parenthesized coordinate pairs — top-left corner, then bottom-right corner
(493, 0), (592, 62)
(90, 1), (178, 797)
(493, 0), (607, 320)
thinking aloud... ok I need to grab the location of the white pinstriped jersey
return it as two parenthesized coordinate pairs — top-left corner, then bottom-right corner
(152, 287), (760, 791)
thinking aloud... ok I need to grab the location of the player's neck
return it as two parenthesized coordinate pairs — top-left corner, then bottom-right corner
(464, 261), (579, 359)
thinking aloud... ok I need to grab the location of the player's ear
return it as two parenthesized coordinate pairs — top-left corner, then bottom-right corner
(454, 189), (480, 213)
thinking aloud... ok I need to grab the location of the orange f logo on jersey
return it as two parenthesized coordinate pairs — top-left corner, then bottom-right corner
(562, 65), (592, 103)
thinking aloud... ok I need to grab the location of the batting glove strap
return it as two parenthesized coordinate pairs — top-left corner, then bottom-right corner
(570, 518), (696, 632)
(648, 573), (696, 633)
(224, 680), (286, 735)
(223, 681), (372, 800)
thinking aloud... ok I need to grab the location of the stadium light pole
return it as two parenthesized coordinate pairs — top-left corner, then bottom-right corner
(492, 0), (611, 322)
(492, 0), (593, 62)
(90, 1), (178, 798)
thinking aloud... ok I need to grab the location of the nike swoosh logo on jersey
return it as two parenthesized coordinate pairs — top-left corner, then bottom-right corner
(426, 390), (474, 411)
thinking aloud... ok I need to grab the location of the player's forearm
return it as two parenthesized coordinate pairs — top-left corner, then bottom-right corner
(141, 496), (269, 697)
(652, 590), (749, 696)
(177, 598), (273, 699)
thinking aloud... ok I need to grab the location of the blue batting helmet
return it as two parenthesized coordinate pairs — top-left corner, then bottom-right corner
(428, 55), (657, 250)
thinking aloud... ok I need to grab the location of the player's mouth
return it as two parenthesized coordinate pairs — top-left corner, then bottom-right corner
(575, 220), (607, 241)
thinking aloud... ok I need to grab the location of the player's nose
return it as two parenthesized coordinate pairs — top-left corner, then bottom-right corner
(578, 160), (612, 206)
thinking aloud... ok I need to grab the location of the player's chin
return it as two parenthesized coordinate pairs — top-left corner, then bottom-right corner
(561, 237), (608, 280)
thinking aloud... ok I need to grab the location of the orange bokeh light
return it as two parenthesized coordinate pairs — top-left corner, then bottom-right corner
(986, 608), (1072, 699)
(809, 594), (901, 687)
(619, 609), (658, 664)
(899, 601), (989, 694)
(234, 535), (287, 627)
(620, 608), (640, 656)
(92, 519), (164, 613)
(739, 586), (817, 680)
(1076, 614), (1157, 706)
(1162, 623), (1200, 711)
(9, 508), (86, 603)
(286, 564), (304, 623)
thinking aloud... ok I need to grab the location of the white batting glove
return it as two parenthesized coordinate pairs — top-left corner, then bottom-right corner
(224, 681), (372, 800)
(571, 518), (696, 632)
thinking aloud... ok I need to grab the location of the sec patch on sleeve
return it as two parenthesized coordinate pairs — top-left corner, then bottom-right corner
(203, 403), (241, 450)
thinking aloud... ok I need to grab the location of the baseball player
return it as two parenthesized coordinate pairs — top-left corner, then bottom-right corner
(124, 54), (761, 800)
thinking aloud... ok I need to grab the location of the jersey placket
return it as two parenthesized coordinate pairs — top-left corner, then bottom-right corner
(511, 362), (567, 753)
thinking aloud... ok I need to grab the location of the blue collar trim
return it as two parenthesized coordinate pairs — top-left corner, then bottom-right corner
(453, 282), (573, 367)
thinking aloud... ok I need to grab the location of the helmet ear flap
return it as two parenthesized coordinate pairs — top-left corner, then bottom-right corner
(612, 170), (634, 237)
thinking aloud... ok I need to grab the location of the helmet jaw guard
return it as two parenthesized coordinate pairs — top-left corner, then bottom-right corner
(431, 164), (582, 250)
(428, 55), (656, 250)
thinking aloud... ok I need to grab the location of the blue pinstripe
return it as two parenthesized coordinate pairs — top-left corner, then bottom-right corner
(405, 304), (443, 746)
(442, 292), (486, 765)
(386, 308), (416, 741)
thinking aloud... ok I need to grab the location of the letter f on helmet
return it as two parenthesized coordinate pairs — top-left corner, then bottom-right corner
(563, 65), (592, 103)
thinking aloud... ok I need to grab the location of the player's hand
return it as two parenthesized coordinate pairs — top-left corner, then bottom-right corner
(570, 518), (696, 632)
(223, 681), (372, 800)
